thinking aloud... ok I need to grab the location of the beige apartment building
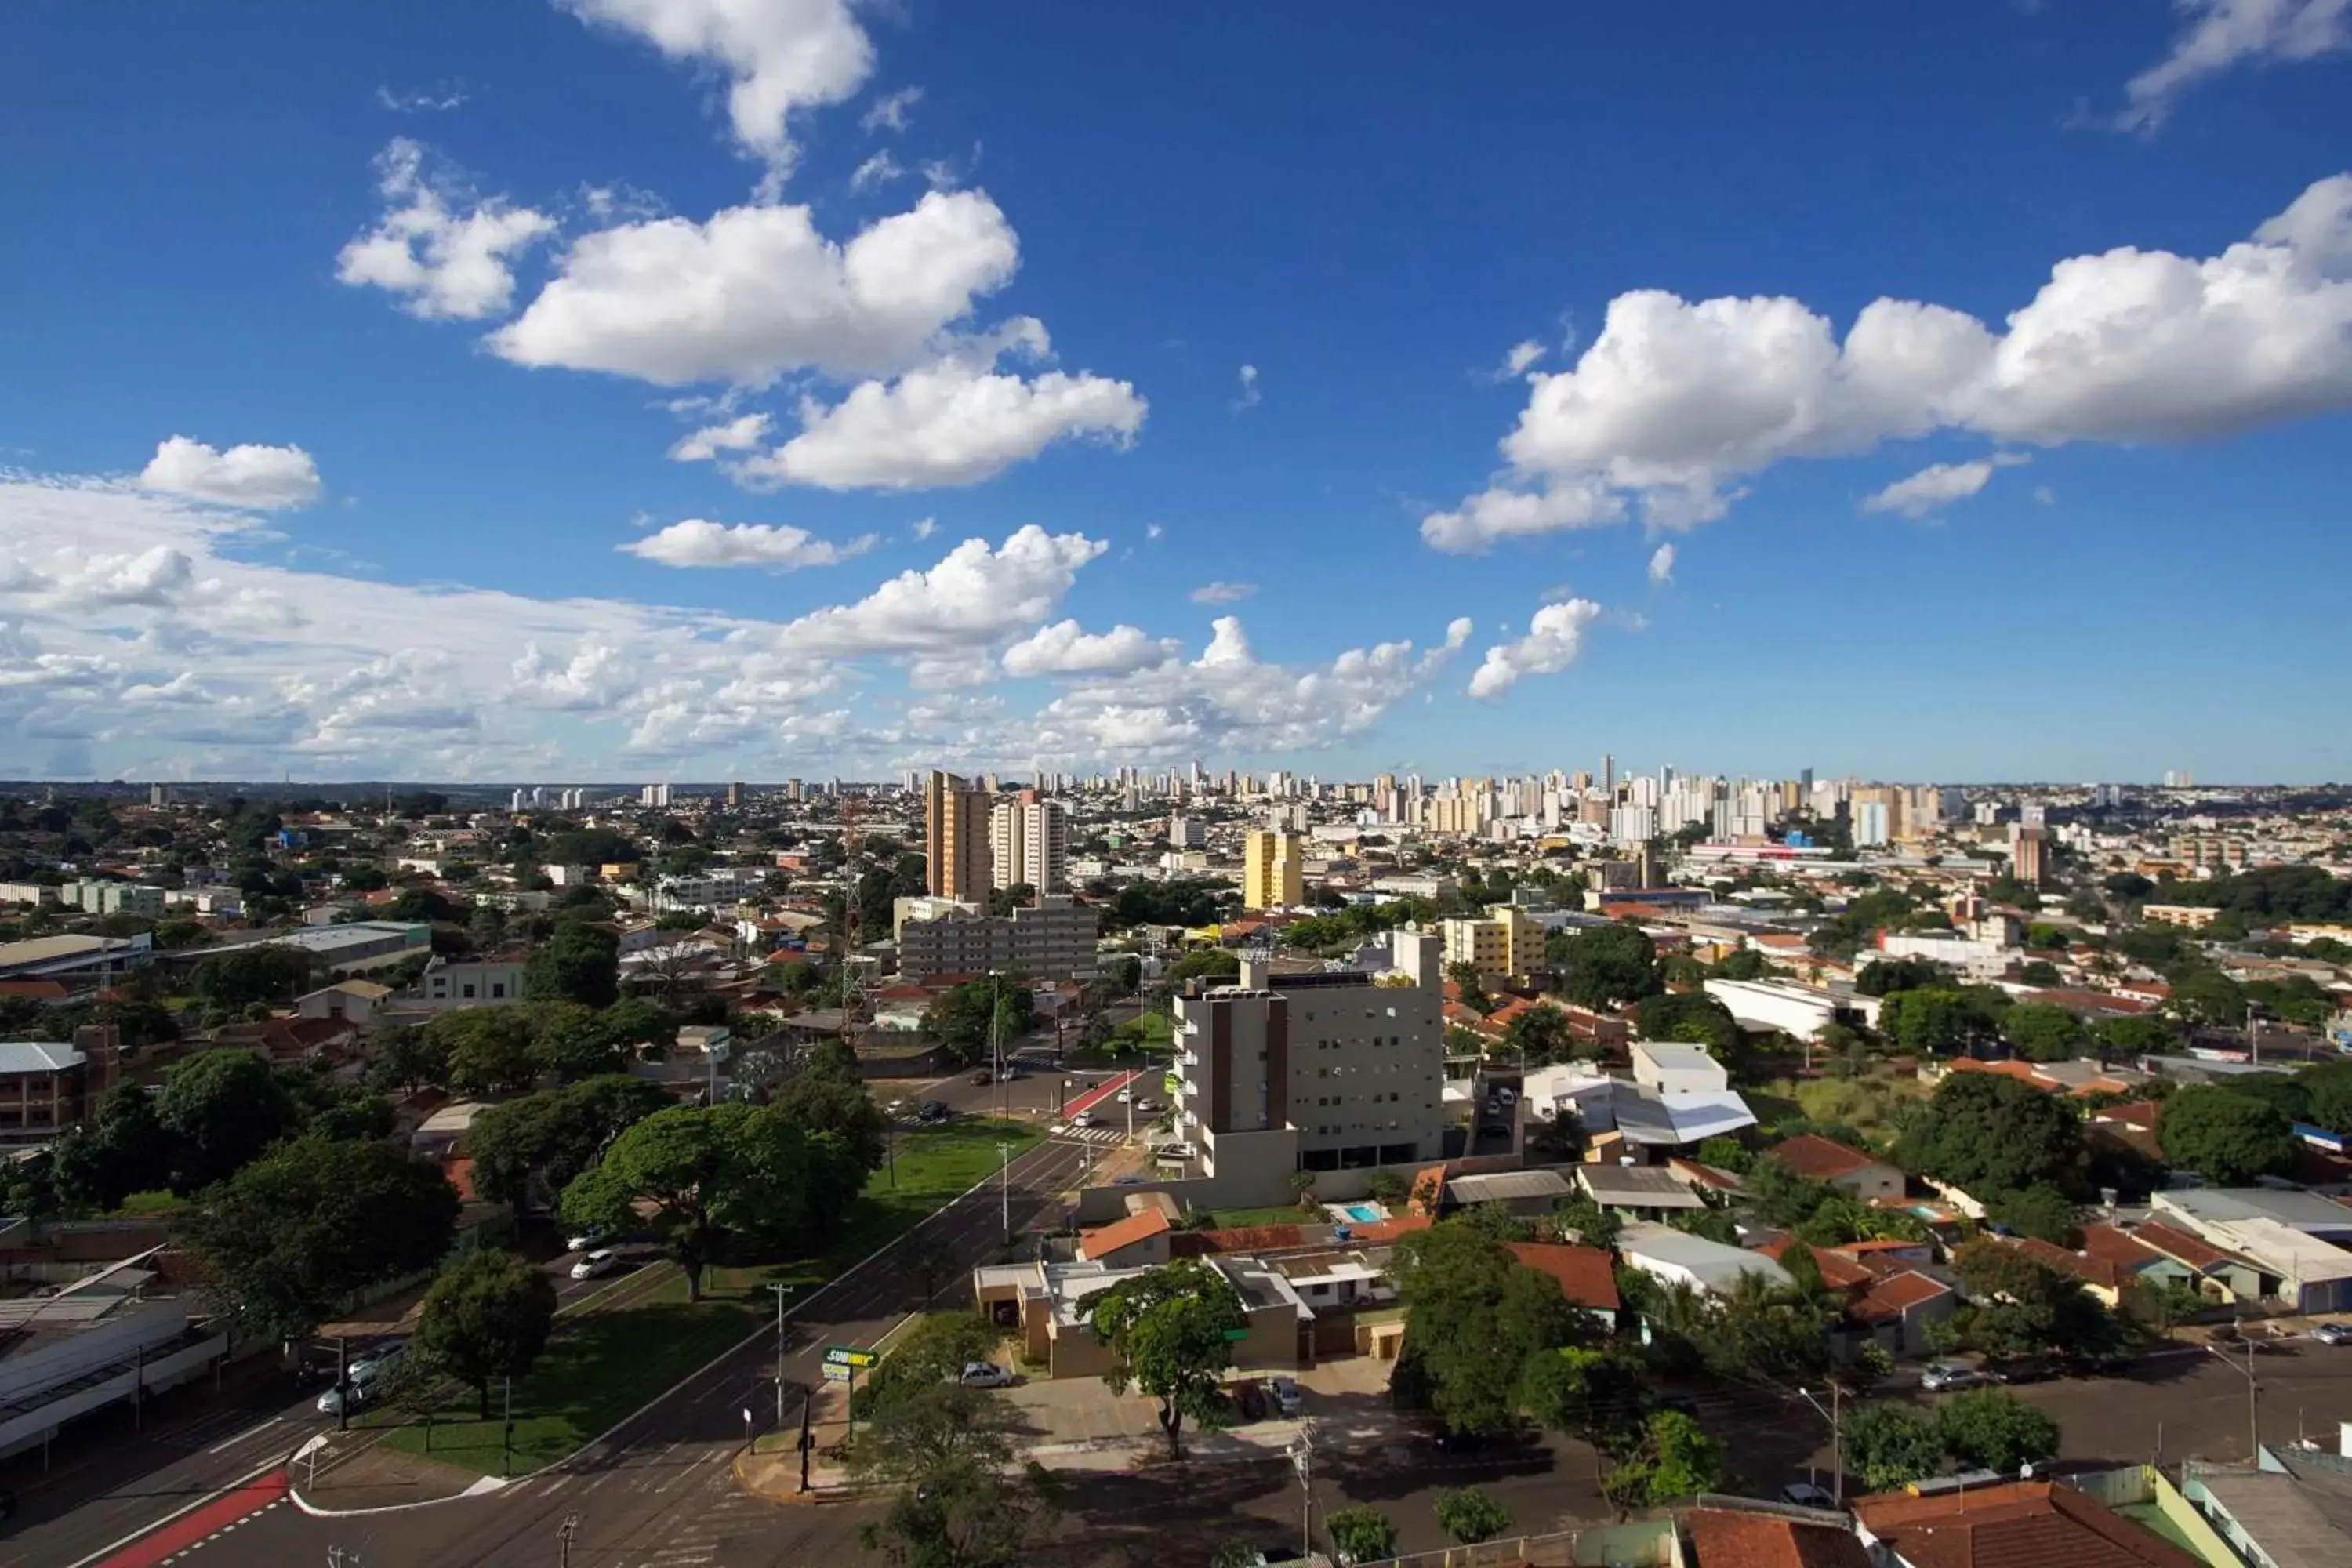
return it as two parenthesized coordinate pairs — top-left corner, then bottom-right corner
(1171, 935), (1446, 1186)
(1439, 903), (1542, 981)
(892, 895), (1099, 983)
(989, 794), (1068, 894)
(1242, 829), (1303, 911)
(924, 771), (990, 900)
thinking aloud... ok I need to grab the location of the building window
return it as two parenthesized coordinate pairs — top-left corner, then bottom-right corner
(462, 983), (477, 999)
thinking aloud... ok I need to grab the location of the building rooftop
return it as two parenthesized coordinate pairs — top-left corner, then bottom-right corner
(0, 1041), (87, 1076)
(1577, 1163), (1710, 1209)
(1444, 1169), (1573, 1206)
(210, 922), (429, 956)
(1853, 1480), (2201, 1568)
(1503, 1242), (1620, 1312)
(1620, 1221), (1793, 1292)
(1077, 1209), (1172, 1261)
(1686, 1507), (1870, 1568)
(1632, 1041), (1725, 1077)
(2155, 1187), (2352, 1234)
(1771, 1133), (1888, 1183)
(2191, 1467), (2350, 1568)
(1613, 1085), (1759, 1147)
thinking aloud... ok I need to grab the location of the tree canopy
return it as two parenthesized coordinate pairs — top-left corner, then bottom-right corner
(1085, 1259), (1244, 1460)
(1552, 923), (1660, 1010)
(469, 1074), (673, 1210)
(1389, 1221), (1583, 1436)
(188, 945), (314, 1009)
(158, 1048), (297, 1193)
(1893, 1072), (2085, 1203)
(2158, 1085), (2296, 1185)
(523, 920), (620, 1009)
(414, 1247), (558, 1417)
(180, 1137), (459, 1341)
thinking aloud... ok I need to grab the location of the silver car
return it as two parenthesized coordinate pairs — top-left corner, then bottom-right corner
(1920, 1360), (1987, 1392)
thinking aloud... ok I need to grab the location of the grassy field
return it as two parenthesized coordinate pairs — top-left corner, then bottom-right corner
(374, 1119), (1044, 1475)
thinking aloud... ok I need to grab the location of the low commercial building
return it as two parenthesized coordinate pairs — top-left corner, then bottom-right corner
(1703, 977), (1865, 1039)
(2151, 1188), (2352, 1313)
(0, 1041), (89, 1142)
(1576, 1163), (1712, 1219)
(63, 882), (166, 918)
(0, 933), (154, 986)
(405, 953), (528, 1009)
(893, 895), (1099, 984)
(1619, 1221), (1792, 1298)
(0, 1243), (231, 1462)
(1630, 1041), (1729, 1098)
(971, 1252), (1311, 1378)
(198, 922), (430, 978)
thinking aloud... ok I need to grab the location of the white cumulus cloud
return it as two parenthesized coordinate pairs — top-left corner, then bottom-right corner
(774, 525), (1105, 656)
(1468, 597), (1604, 701)
(336, 139), (556, 321)
(740, 354), (1145, 490)
(1233, 363), (1261, 411)
(139, 436), (322, 510)
(850, 150), (905, 192)
(1001, 620), (1178, 678)
(491, 188), (1018, 386)
(1646, 543), (1675, 586)
(618, 519), (877, 570)
(1426, 172), (2352, 550)
(2116, 0), (2350, 132)
(557, 0), (873, 172)
(666, 412), (772, 462)
(861, 85), (923, 135)
(1861, 452), (2029, 519)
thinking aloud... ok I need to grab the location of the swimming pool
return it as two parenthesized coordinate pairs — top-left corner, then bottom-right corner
(1341, 1203), (1383, 1224)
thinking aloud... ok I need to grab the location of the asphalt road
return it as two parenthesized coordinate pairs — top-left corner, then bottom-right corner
(103, 1131), (1105, 1568)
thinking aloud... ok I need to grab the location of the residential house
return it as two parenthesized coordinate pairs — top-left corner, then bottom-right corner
(1631, 1040), (1730, 1098)
(1577, 1163), (1714, 1221)
(1683, 1507), (1869, 1568)
(407, 953), (529, 1010)
(296, 979), (392, 1029)
(1440, 1168), (1573, 1218)
(1619, 1221), (1793, 1298)
(1853, 1480), (2201, 1568)
(1770, 1133), (1905, 1201)
(2128, 1220), (2267, 1305)
(1846, 1267), (1958, 1357)
(1077, 1209), (1174, 1268)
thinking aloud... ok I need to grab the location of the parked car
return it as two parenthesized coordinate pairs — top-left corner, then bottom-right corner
(347, 1343), (405, 1382)
(1780, 1481), (1837, 1509)
(971, 1069), (993, 1086)
(566, 1226), (604, 1253)
(1267, 1375), (1305, 1417)
(958, 1361), (1014, 1388)
(1920, 1360), (1988, 1392)
(917, 1100), (951, 1123)
(1988, 1358), (2057, 1384)
(571, 1248), (620, 1281)
(886, 1098), (910, 1116)
(316, 1379), (374, 1417)
(2316, 1323), (2352, 1346)
(1234, 1381), (1268, 1421)
(1070, 1111), (1100, 1128)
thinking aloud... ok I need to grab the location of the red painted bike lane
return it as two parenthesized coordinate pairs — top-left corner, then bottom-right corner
(1062, 1068), (1145, 1119)
(86, 1468), (289, 1568)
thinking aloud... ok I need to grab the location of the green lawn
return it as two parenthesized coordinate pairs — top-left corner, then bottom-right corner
(373, 1120), (1043, 1475)
(380, 1269), (757, 1474)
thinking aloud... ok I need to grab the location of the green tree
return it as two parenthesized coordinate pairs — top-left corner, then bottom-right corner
(428, 1008), (543, 1097)
(1327, 1506), (1398, 1565)
(523, 920), (620, 1009)
(49, 1083), (172, 1212)
(2000, 1004), (2087, 1063)
(1602, 1410), (1722, 1514)
(560, 1102), (859, 1300)
(1856, 957), (1951, 996)
(530, 1003), (626, 1082)
(1893, 1072), (2085, 1203)
(1842, 1405), (1944, 1491)
(2170, 967), (2245, 1029)
(1550, 1191), (1621, 1249)
(2095, 1014), (2175, 1058)
(1519, 1345), (1645, 1457)
(1554, 924), (1659, 1010)
(2303, 1061), (2352, 1138)
(925, 979), (1037, 1069)
(1506, 1003), (1574, 1065)
(158, 1048), (297, 1192)
(179, 1137), (459, 1341)
(1936, 1388), (2060, 1473)
(188, 945), (313, 1008)
(469, 1075), (673, 1211)
(1390, 1221), (1581, 1436)
(1984, 1183), (2082, 1247)
(858, 1312), (1002, 1415)
(365, 1025), (451, 1095)
(1634, 992), (1745, 1068)
(768, 1037), (887, 1174)
(1878, 989), (1980, 1054)
(1949, 1240), (2125, 1365)
(2158, 1086), (2296, 1185)
(307, 1087), (396, 1142)
(414, 1247), (558, 1417)
(1435, 1487), (1512, 1546)
(855, 1459), (1065, 1568)
(1085, 1259), (1245, 1460)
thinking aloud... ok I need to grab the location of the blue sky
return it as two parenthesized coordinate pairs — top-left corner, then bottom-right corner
(2, 1), (2348, 786)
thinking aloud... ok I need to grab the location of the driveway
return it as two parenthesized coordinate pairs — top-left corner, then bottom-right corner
(998, 1355), (1408, 1455)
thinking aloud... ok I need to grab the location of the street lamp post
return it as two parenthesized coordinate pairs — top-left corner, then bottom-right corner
(998, 1139), (1013, 1240)
(1796, 1383), (1845, 1504)
(2209, 1340), (2262, 1461)
(768, 1283), (791, 1432)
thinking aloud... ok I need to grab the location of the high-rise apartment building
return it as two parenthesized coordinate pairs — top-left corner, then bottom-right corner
(1242, 829), (1303, 911)
(1439, 903), (1542, 980)
(2011, 826), (2047, 887)
(924, 771), (991, 900)
(1171, 935), (1447, 1183)
(989, 794), (1068, 893)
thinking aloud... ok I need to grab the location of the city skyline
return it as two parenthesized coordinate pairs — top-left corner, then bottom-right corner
(4, 3), (2349, 785)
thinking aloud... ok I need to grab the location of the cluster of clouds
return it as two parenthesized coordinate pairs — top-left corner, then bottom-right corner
(0, 456), (1519, 778)
(331, 0), (1144, 497)
(2116, 0), (2350, 132)
(1426, 171), (2352, 548)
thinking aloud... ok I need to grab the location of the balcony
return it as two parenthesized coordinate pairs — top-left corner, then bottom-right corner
(1179, 1049), (1200, 1066)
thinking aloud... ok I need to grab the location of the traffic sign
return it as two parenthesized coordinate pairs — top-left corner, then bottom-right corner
(821, 1363), (854, 1382)
(823, 1345), (877, 1368)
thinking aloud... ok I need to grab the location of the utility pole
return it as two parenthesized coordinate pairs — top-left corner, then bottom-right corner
(2208, 1341), (2261, 1461)
(999, 1140), (1013, 1240)
(501, 1374), (514, 1479)
(768, 1283), (791, 1432)
(1287, 1421), (1316, 1560)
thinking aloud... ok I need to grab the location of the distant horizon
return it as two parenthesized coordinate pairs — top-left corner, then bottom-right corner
(2, 775), (2337, 796)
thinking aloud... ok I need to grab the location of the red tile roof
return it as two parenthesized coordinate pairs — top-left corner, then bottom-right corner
(1348, 1215), (1434, 1244)
(2129, 1221), (2235, 1272)
(1686, 1508), (1871, 1568)
(1504, 1243), (1620, 1312)
(2016, 1236), (2137, 1294)
(1848, 1269), (1953, 1323)
(1078, 1209), (1171, 1261)
(0, 980), (68, 1000)
(1771, 1133), (1887, 1183)
(2078, 1224), (2164, 1275)
(1759, 1238), (1876, 1293)
(1851, 1481), (2200, 1568)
